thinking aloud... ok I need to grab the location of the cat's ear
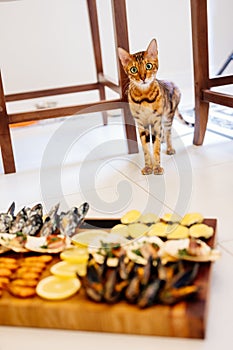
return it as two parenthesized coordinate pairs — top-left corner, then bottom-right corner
(118, 47), (131, 66)
(145, 39), (158, 59)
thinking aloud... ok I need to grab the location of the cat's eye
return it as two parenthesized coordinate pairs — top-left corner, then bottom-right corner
(146, 63), (153, 70)
(130, 66), (138, 74)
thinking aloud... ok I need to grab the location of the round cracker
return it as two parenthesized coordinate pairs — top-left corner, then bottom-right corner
(13, 271), (40, 280)
(11, 279), (38, 288)
(37, 255), (53, 263)
(0, 257), (17, 264)
(0, 276), (10, 289)
(0, 263), (18, 271)
(16, 266), (44, 275)
(8, 284), (36, 298)
(0, 267), (12, 277)
(19, 261), (46, 270)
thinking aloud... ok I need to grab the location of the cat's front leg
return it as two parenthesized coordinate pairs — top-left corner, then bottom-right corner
(152, 120), (164, 175)
(139, 127), (153, 175)
(153, 135), (164, 175)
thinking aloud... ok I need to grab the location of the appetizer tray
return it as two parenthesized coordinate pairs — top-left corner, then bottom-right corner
(0, 218), (217, 339)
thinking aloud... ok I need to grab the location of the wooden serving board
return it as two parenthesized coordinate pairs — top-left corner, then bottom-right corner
(0, 218), (217, 339)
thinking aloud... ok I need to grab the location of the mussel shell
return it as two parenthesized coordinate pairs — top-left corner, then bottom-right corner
(138, 279), (165, 308)
(172, 263), (199, 288)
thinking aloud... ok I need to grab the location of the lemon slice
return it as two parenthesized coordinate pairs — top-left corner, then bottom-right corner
(110, 224), (130, 237)
(60, 247), (89, 264)
(139, 213), (160, 224)
(50, 261), (86, 278)
(180, 212), (204, 227)
(96, 233), (129, 245)
(127, 223), (149, 238)
(121, 210), (141, 224)
(36, 275), (81, 300)
(147, 222), (169, 237)
(189, 223), (214, 239)
(161, 213), (181, 223)
(166, 224), (189, 239)
(71, 230), (109, 248)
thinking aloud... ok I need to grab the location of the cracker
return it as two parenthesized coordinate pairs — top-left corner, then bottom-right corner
(11, 279), (38, 288)
(0, 267), (12, 277)
(8, 284), (36, 298)
(0, 276), (10, 289)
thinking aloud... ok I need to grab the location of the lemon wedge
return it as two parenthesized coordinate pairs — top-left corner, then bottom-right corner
(180, 213), (204, 227)
(50, 261), (86, 278)
(147, 222), (169, 237)
(189, 223), (214, 239)
(161, 213), (181, 223)
(60, 247), (88, 264)
(71, 230), (109, 248)
(139, 213), (160, 224)
(127, 223), (149, 238)
(36, 275), (81, 300)
(166, 224), (189, 239)
(121, 210), (141, 224)
(110, 224), (130, 237)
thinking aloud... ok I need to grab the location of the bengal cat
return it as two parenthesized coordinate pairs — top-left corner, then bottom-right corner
(118, 39), (189, 175)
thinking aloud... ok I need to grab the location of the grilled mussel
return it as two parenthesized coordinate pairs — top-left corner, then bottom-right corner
(80, 239), (200, 308)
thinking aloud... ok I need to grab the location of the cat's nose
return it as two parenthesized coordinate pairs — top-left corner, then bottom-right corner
(140, 75), (145, 82)
(139, 70), (146, 81)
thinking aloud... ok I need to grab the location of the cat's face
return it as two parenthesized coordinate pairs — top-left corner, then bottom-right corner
(118, 39), (159, 88)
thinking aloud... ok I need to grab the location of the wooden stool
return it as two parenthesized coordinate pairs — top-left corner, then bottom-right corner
(190, 0), (233, 145)
(0, 0), (138, 174)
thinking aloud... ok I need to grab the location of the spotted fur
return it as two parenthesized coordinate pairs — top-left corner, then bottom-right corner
(118, 39), (189, 175)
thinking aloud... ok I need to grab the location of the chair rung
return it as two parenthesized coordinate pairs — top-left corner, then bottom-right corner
(202, 89), (233, 108)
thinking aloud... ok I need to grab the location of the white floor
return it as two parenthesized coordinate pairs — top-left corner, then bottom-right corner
(0, 110), (233, 350)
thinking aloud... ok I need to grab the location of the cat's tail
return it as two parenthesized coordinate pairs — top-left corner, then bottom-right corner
(175, 108), (194, 127)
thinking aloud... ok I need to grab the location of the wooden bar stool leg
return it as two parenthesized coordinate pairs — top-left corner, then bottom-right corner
(87, 0), (108, 125)
(112, 0), (138, 154)
(0, 70), (16, 174)
(191, 0), (210, 145)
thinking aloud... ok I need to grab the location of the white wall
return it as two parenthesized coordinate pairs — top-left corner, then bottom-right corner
(0, 0), (232, 109)
(208, 0), (233, 77)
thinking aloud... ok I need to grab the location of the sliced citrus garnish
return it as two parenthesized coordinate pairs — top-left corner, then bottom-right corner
(110, 224), (130, 237)
(60, 247), (88, 264)
(121, 210), (141, 224)
(147, 222), (169, 237)
(127, 223), (149, 238)
(50, 261), (86, 278)
(166, 224), (189, 239)
(139, 213), (160, 224)
(180, 212), (204, 227)
(161, 213), (181, 223)
(71, 230), (109, 248)
(189, 223), (214, 239)
(36, 275), (81, 300)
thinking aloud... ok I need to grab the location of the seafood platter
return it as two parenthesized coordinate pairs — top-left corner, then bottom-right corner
(0, 204), (220, 338)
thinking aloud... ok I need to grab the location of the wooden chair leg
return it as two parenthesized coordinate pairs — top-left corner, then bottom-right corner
(112, 0), (138, 154)
(0, 70), (16, 174)
(193, 101), (209, 145)
(190, 0), (210, 145)
(87, 0), (108, 125)
(98, 85), (108, 125)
